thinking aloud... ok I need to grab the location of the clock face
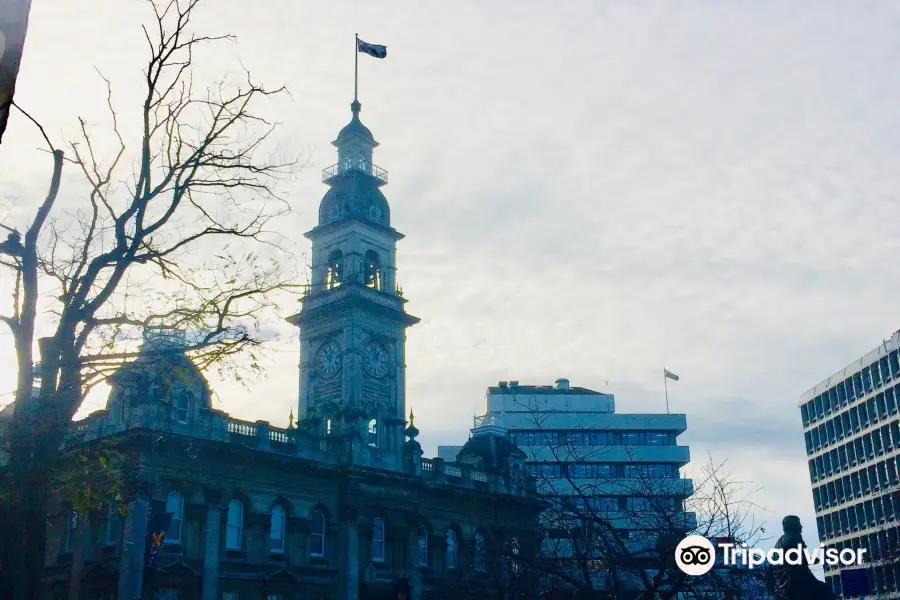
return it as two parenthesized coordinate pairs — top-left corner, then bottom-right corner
(315, 340), (342, 379)
(363, 343), (389, 378)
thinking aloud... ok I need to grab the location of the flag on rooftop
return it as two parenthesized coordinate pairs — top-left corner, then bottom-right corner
(664, 369), (680, 382)
(357, 39), (387, 59)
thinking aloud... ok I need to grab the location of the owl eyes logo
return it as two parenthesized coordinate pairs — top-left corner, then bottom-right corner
(675, 536), (716, 575)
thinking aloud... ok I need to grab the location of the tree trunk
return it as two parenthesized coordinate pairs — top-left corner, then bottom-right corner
(2, 336), (79, 600)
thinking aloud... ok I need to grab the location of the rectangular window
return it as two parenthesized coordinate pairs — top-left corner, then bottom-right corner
(863, 368), (873, 394)
(570, 463), (613, 478)
(891, 351), (900, 380)
(873, 362), (884, 389)
(802, 403), (811, 427)
(158, 591), (177, 600)
(619, 432), (671, 446)
(590, 496), (619, 512)
(830, 388), (840, 412)
(626, 497), (651, 511)
(222, 593), (240, 600)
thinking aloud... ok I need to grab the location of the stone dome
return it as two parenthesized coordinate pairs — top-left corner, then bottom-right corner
(455, 433), (527, 473)
(318, 171), (390, 227)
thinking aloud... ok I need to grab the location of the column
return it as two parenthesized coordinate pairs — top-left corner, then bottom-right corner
(338, 507), (360, 600)
(117, 474), (151, 600)
(202, 498), (222, 600)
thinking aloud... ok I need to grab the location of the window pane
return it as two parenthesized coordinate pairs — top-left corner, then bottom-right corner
(166, 492), (183, 544)
(270, 506), (285, 553)
(107, 502), (121, 546)
(226, 501), (242, 550)
(372, 518), (385, 562)
(446, 530), (457, 569)
(418, 528), (428, 566)
(310, 511), (325, 556)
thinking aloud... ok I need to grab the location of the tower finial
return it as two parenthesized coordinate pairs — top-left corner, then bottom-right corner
(405, 408), (419, 441)
(288, 408), (295, 429)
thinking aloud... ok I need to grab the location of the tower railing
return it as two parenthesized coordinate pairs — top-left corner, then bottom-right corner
(322, 157), (388, 184)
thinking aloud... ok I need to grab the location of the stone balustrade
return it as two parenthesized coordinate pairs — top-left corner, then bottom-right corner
(65, 407), (534, 498)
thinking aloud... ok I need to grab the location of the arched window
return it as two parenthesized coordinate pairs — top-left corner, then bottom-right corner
(446, 529), (458, 570)
(106, 501), (122, 546)
(418, 527), (428, 566)
(310, 509), (326, 557)
(226, 500), (243, 550)
(326, 250), (343, 289)
(475, 531), (486, 572)
(367, 418), (378, 447)
(165, 491), (184, 544)
(372, 518), (386, 563)
(172, 390), (191, 423)
(364, 250), (381, 290)
(270, 505), (286, 554)
(63, 508), (78, 552)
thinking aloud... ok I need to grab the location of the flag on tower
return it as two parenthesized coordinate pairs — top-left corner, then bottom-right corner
(357, 39), (387, 58)
(664, 369), (680, 382)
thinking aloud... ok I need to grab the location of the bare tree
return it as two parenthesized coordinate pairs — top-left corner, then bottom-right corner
(489, 402), (767, 600)
(0, 1), (301, 597)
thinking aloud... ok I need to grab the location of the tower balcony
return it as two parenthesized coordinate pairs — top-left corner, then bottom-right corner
(322, 158), (388, 186)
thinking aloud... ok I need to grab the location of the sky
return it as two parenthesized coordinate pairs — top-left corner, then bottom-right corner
(3, 0), (900, 552)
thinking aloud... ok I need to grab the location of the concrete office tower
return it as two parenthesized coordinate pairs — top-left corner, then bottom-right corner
(800, 330), (900, 598)
(440, 379), (694, 589)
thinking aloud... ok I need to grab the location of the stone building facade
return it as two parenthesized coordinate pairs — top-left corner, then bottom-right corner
(39, 97), (542, 600)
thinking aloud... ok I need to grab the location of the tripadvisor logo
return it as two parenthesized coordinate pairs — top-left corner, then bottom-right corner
(674, 535), (866, 576)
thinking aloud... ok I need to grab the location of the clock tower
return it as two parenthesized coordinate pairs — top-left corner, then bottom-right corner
(287, 100), (419, 471)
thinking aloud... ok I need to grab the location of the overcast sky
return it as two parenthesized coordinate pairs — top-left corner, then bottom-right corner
(3, 0), (900, 550)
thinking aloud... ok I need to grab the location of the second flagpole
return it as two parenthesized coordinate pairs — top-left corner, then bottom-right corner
(664, 369), (670, 414)
(354, 33), (359, 101)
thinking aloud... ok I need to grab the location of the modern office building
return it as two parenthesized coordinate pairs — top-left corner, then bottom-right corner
(800, 329), (900, 598)
(439, 378), (694, 591)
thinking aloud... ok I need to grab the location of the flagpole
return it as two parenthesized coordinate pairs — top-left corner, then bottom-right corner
(664, 369), (670, 414)
(354, 33), (359, 101)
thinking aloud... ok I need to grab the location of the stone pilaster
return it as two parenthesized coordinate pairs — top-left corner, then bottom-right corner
(67, 510), (90, 600)
(338, 506), (360, 600)
(117, 471), (151, 600)
(406, 523), (422, 600)
(201, 492), (222, 600)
